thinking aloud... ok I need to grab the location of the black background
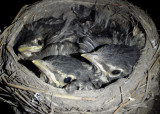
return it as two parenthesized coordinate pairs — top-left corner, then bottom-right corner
(0, 0), (159, 113)
(0, 0), (160, 33)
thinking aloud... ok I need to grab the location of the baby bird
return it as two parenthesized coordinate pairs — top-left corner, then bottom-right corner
(32, 55), (94, 92)
(18, 35), (44, 58)
(17, 16), (65, 58)
(25, 41), (78, 60)
(72, 4), (145, 53)
(81, 44), (140, 88)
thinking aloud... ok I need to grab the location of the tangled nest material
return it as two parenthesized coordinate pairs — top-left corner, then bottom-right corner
(0, 0), (160, 113)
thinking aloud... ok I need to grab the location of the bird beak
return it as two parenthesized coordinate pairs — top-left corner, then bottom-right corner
(81, 53), (110, 88)
(18, 45), (43, 53)
(32, 60), (60, 87)
(81, 53), (103, 71)
(81, 54), (94, 62)
(81, 53), (108, 76)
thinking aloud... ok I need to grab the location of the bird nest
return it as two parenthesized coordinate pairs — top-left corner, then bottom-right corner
(0, 0), (160, 113)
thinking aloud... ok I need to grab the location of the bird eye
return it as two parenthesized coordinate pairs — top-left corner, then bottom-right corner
(64, 77), (72, 83)
(111, 70), (121, 75)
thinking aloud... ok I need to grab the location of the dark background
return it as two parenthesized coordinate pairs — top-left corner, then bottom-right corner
(0, 0), (159, 113)
(0, 0), (160, 33)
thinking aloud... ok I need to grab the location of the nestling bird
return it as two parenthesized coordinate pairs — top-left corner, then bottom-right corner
(18, 4), (143, 92)
(81, 44), (140, 88)
(18, 35), (44, 58)
(32, 55), (94, 92)
(17, 16), (82, 60)
(72, 4), (145, 53)
(17, 16), (65, 58)
(24, 41), (78, 60)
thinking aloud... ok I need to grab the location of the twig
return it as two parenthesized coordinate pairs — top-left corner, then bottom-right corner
(113, 99), (130, 114)
(114, 55), (160, 113)
(143, 72), (151, 101)
(14, 78), (44, 90)
(149, 55), (160, 71)
(82, 97), (96, 101)
(119, 86), (123, 103)
(18, 89), (31, 102)
(54, 94), (96, 101)
(131, 55), (160, 96)
(114, 92), (145, 114)
(1, 75), (46, 93)
(0, 86), (9, 93)
(2, 75), (96, 101)
(49, 92), (55, 114)
(0, 24), (13, 46)
(130, 72), (148, 96)
(0, 97), (17, 107)
(0, 93), (13, 98)
(14, 91), (42, 113)
(114, 74), (147, 114)
(0, 45), (5, 67)
(102, 95), (116, 106)
(8, 71), (18, 79)
(120, 93), (146, 114)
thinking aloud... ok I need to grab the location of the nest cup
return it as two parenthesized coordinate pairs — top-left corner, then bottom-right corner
(0, 0), (160, 113)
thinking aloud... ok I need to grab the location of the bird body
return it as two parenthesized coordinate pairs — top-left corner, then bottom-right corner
(17, 16), (65, 58)
(32, 55), (94, 92)
(81, 44), (140, 88)
(17, 4), (143, 91)
(17, 16), (81, 60)
(72, 4), (145, 54)
(24, 41), (78, 60)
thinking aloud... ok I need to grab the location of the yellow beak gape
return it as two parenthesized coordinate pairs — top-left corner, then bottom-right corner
(32, 60), (60, 87)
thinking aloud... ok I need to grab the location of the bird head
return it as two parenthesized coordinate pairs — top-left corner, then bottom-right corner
(32, 56), (79, 88)
(81, 44), (139, 88)
(18, 35), (44, 57)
